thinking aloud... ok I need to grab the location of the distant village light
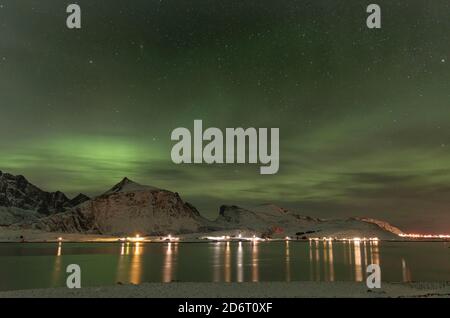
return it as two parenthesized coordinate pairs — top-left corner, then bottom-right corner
(126, 235), (144, 242)
(163, 234), (180, 242)
(399, 233), (450, 239)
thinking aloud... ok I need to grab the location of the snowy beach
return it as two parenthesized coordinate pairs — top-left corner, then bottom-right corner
(0, 282), (449, 298)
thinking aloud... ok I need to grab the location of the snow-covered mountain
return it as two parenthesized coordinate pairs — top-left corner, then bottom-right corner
(102, 177), (160, 195)
(0, 171), (69, 214)
(36, 178), (216, 235)
(1, 171), (405, 238)
(0, 171), (90, 225)
(215, 204), (403, 239)
(215, 204), (320, 231)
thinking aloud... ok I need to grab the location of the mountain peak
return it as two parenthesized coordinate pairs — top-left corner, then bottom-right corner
(103, 177), (160, 195)
(0, 170), (73, 214)
(117, 177), (140, 187)
(116, 177), (134, 186)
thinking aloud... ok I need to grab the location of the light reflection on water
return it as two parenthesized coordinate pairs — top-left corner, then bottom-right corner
(0, 241), (448, 290)
(237, 242), (243, 282)
(163, 242), (177, 282)
(213, 242), (220, 282)
(51, 242), (63, 286)
(54, 240), (410, 284)
(251, 241), (259, 282)
(285, 241), (291, 282)
(224, 242), (231, 283)
(327, 240), (334, 282)
(129, 242), (142, 284)
(354, 240), (363, 281)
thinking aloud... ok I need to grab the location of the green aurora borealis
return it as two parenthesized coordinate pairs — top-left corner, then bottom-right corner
(0, 1), (449, 232)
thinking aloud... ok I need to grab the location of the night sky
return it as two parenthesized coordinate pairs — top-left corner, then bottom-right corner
(0, 1), (449, 232)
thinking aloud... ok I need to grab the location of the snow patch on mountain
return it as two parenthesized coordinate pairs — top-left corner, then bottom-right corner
(214, 204), (403, 239)
(353, 217), (404, 236)
(103, 177), (160, 195)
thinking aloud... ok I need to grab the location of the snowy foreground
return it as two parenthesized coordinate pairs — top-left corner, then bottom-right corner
(0, 282), (449, 298)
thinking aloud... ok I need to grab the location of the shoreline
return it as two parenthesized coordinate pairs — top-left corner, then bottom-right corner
(0, 282), (449, 298)
(2, 238), (450, 243)
(1, 238), (449, 244)
(1, 227), (449, 243)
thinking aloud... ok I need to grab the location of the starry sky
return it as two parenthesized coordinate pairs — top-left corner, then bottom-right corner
(0, 0), (449, 232)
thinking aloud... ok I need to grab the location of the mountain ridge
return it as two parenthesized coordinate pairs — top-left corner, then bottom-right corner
(0, 170), (88, 215)
(102, 177), (160, 195)
(0, 171), (404, 238)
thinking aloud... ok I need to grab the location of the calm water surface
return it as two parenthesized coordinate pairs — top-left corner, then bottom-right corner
(0, 241), (449, 291)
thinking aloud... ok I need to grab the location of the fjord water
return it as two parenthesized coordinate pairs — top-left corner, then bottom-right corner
(0, 241), (449, 291)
